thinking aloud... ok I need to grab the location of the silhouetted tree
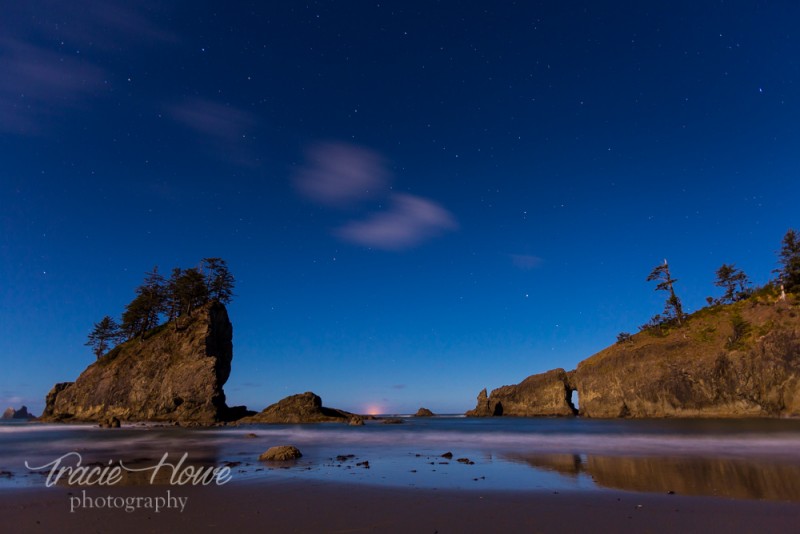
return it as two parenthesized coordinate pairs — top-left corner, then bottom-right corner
(165, 268), (183, 323)
(85, 316), (122, 359)
(106, 259), (235, 341)
(777, 229), (800, 294)
(121, 266), (166, 340)
(713, 263), (751, 304)
(617, 332), (633, 344)
(167, 267), (208, 320)
(647, 259), (684, 326)
(201, 257), (235, 304)
(121, 293), (152, 340)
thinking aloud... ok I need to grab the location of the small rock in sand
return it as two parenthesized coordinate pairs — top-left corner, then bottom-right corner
(258, 445), (302, 461)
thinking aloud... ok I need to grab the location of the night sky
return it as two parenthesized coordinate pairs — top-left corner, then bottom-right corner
(2, 2), (798, 415)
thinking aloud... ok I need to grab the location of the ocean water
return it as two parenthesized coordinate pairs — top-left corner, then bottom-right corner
(3, 417), (800, 500)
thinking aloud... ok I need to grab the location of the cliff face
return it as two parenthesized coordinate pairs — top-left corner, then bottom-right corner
(468, 298), (800, 418)
(466, 368), (577, 417)
(41, 302), (234, 424)
(574, 300), (800, 418)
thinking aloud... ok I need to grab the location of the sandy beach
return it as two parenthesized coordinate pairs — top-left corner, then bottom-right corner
(3, 479), (800, 534)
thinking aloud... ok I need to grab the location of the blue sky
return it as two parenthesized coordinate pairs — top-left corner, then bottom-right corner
(1, 1), (798, 415)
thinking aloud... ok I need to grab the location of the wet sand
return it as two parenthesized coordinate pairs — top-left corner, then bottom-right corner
(2, 479), (800, 533)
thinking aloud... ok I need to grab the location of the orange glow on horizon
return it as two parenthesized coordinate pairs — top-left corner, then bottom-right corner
(363, 404), (383, 415)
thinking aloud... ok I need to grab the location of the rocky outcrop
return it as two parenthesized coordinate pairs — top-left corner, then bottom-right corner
(414, 407), (434, 417)
(41, 302), (235, 424)
(465, 388), (493, 416)
(1, 406), (36, 420)
(238, 392), (355, 424)
(466, 369), (577, 417)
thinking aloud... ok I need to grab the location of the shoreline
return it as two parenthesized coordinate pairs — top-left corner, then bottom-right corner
(3, 479), (800, 533)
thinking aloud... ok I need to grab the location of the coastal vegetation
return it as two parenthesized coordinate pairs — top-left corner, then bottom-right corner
(85, 258), (235, 358)
(638, 228), (798, 337)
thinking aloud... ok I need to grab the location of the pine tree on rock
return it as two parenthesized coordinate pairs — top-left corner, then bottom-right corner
(121, 266), (167, 340)
(777, 229), (800, 294)
(201, 257), (235, 304)
(647, 259), (685, 326)
(714, 264), (752, 304)
(167, 267), (208, 320)
(85, 316), (123, 359)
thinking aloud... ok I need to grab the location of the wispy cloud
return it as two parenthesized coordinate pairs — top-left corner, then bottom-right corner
(0, 38), (104, 134)
(169, 98), (256, 141)
(391, 384), (407, 390)
(0, 1), (177, 134)
(4, 1), (177, 47)
(62, 2), (177, 46)
(336, 193), (458, 250)
(294, 141), (458, 250)
(294, 142), (389, 208)
(167, 97), (259, 166)
(510, 254), (543, 270)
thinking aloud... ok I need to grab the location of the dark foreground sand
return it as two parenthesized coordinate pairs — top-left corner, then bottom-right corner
(2, 480), (799, 534)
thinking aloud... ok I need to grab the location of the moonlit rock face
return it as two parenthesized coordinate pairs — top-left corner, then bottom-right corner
(41, 302), (234, 424)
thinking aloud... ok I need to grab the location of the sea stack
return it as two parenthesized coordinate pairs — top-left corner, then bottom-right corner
(1, 406), (36, 420)
(41, 301), (234, 424)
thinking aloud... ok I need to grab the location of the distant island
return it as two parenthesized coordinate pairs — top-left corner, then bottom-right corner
(2, 406), (36, 420)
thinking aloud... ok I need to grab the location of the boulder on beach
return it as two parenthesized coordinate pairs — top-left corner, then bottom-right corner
(259, 445), (303, 461)
(99, 416), (121, 428)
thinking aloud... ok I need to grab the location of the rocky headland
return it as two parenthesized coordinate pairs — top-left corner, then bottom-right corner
(468, 295), (800, 418)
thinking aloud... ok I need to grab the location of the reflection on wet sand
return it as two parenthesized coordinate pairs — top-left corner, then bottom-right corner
(505, 453), (800, 501)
